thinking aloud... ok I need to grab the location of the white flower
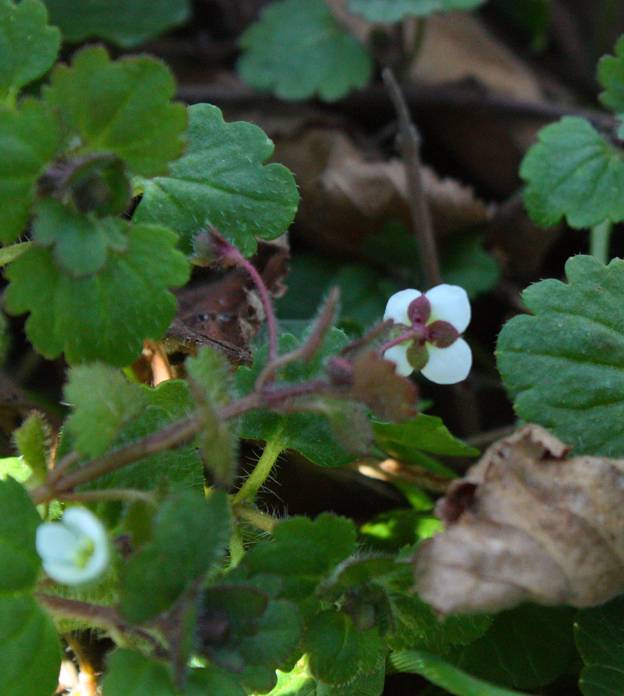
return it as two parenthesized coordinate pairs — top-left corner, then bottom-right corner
(383, 284), (472, 385)
(36, 507), (110, 586)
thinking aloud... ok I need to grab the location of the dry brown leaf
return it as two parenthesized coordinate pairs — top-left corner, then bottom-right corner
(414, 424), (624, 614)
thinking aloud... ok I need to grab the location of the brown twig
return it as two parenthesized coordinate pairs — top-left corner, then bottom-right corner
(382, 67), (441, 289)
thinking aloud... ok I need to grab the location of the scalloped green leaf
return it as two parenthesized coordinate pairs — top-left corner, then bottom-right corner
(348, 0), (485, 22)
(43, 0), (190, 48)
(237, 0), (372, 102)
(0, 596), (61, 696)
(0, 98), (61, 244)
(520, 116), (624, 228)
(497, 255), (624, 456)
(4, 222), (189, 366)
(102, 650), (176, 696)
(134, 103), (299, 256)
(0, 477), (41, 592)
(44, 46), (186, 176)
(0, 0), (60, 104)
(64, 363), (146, 458)
(235, 330), (355, 467)
(576, 595), (624, 696)
(120, 490), (231, 622)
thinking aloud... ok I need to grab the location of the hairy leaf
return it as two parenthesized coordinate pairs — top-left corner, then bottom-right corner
(4, 223), (189, 366)
(497, 255), (624, 455)
(390, 650), (530, 696)
(576, 595), (624, 696)
(0, 0), (60, 103)
(0, 99), (60, 243)
(102, 650), (175, 695)
(0, 596), (61, 696)
(0, 478), (41, 592)
(13, 412), (49, 482)
(520, 117), (624, 228)
(415, 426), (624, 613)
(43, 0), (190, 47)
(134, 103), (298, 256)
(238, 0), (372, 102)
(64, 363), (145, 458)
(348, 0), (485, 22)
(44, 46), (186, 176)
(120, 490), (230, 622)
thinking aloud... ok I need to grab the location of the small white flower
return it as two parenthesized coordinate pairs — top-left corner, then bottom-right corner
(36, 507), (110, 586)
(383, 284), (472, 385)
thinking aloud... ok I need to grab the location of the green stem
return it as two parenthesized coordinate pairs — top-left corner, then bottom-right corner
(0, 241), (32, 266)
(590, 220), (612, 265)
(233, 433), (285, 504)
(235, 505), (277, 533)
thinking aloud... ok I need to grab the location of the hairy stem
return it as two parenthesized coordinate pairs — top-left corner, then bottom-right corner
(234, 505), (277, 533)
(233, 433), (285, 504)
(590, 220), (612, 265)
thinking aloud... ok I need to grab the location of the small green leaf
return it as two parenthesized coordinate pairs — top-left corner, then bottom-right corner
(390, 650), (530, 695)
(576, 595), (624, 696)
(304, 610), (385, 686)
(497, 255), (624, 456)
(134, 103), (299, 256)
(599, 36), (624, 136)
(520, 116), (624, 228)
(64, 363), (145, 458)
(186, 666), (246, 696)
(44, 46), (186, 176)
(236, 330), (356, 468)
(43, 0), (191, 47)
(102, 650), (175, 696)
(187, 346), (233, 406)
(0, 596), (61, 696)
(4, 222), (189, 366)
(0, 457), (31, 482)
(242, 514), (357, 606)
(348, 0), (485, 22)
(0, 98), (61, 243)
(452, 605), (576, 690)
(0, 0), (60, 103)
(14, 412), (49, 482)
(0, 477), (41, 592)
(120, 490), (231, 622)
(238, 0), (372, 102)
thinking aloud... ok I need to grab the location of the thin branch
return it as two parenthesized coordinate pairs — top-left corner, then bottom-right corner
(57, 489), (157, 505)
(382, 67), (441, 289)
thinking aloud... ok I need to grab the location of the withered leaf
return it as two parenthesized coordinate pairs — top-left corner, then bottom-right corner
(351, 352), (418, 422)
(414, 425), (624, 614)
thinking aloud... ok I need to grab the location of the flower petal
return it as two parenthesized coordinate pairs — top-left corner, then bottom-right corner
(384, 289), (422, 325)
(384, 343), (413, 377)
(36, 523), (79, 563)
(64, 507), (108, 550)
(425, 284), (471, 333)
(421, 338), (472, 385)
(42, 559), (91, 586)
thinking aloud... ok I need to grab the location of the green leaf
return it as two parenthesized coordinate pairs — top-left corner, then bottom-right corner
(236, 330), (355, 467)
(0, 0), (60, 104)
(0, 98), (60, 244)
(186, 667), (246, 696)
(520, 116), (624, 228)
(304, 610), (385, 686)
(442, 236), (500, 299)
(102, 650), (175, 696)
(4, 222), (189, 366)
(452, 605), (576, 690)
(13, 412), (49, 482)
(576, 594), (624, 696)
(120, 490), (230, 622)
(134, 103), (299, 256)
(43, 0), (190, 48)
(81, 380), (202, 494)
(238, 0), (372, 102)
(497, 255), (624, 456)
(187, 346), (233, 406)
(44, 46), (186, 176)
(390, 650), (530, 695)
(0, 595), (61, 696)
(242, 514), (357, 605)
(599, 36), (624, 136)
(64, 363), (145, 458)
(348, 0), (485, 22)
(0, 477), (41, 592)
(0, 456), (31, 482)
